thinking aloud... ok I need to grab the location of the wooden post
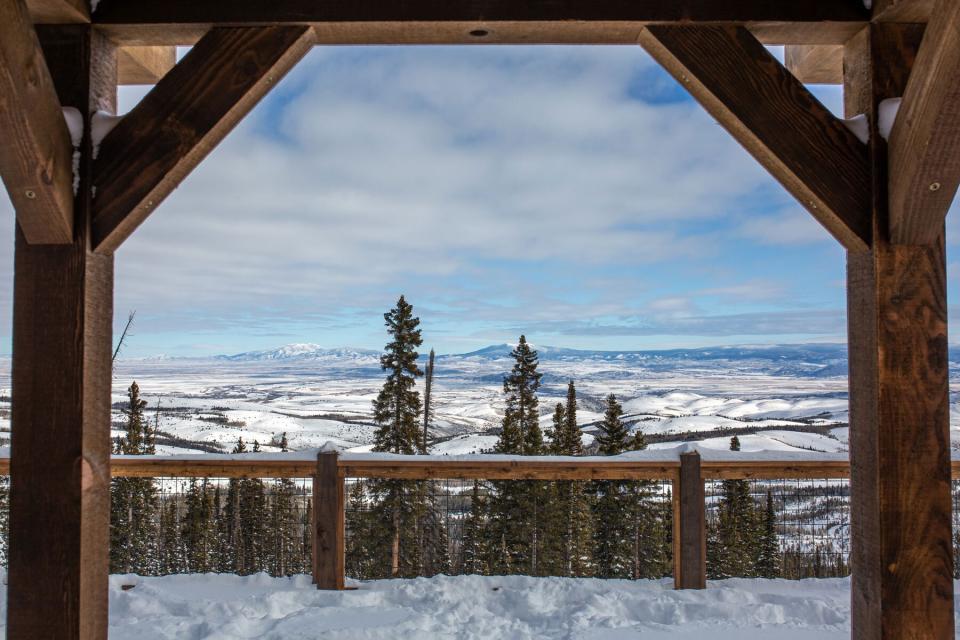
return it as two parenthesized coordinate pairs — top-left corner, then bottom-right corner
(8, 26), (116, 640)
(673, 451), (706, 589)
(845, 24), (955, 639)
(314, 450), (345, 590)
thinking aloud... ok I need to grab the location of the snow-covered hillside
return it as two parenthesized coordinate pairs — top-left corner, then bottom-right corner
(0, 342), (955, 456)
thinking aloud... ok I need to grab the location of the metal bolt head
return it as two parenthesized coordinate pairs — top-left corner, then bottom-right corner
(929, 182), (942, 191)
(24, 189), (36, 200)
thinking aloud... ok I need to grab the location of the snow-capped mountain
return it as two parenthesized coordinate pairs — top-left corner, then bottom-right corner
(217, 343), (380, 362)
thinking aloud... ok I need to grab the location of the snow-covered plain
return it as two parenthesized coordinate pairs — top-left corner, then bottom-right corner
(0, 342), (957, 456)
(0, 572), (883, 639)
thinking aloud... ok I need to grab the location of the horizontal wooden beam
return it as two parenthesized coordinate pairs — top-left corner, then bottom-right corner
(0, 0), (75, 244)
(872, 0), (934, 22)
(888, 0), (960, 245)
(117, 46), (176, 84)
(87, 0), (870, 46)
(92, 26), (314, 253)
(25, 0), (88, 23)
(785, 44), (843, 84)
(639, 25), (873, 251)
(0, 454), (957, 480)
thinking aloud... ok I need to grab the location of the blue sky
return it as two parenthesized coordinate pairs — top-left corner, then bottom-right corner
(0, 45), (956, 357)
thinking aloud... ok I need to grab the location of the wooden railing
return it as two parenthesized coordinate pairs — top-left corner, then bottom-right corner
(0, 447), (933, 589)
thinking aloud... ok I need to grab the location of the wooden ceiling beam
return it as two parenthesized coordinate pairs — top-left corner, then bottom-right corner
(25, 0), (88, 23)
(888, 0), (960, 245)
(872, 0), (935, 23)
(117, 46), (176, 84)
(91, 26), (314, 253)
(0, 0), (75, 244)
(785, 45), (843, 85)
(638, 25), (872, 252)
(86, 0), (869, 46)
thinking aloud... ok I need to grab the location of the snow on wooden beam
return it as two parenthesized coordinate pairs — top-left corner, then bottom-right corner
(785, 45), (843, 85)
(117, 46), (176, 85)
(888, 0), (960, 245)
(91, 26), (314, 253)
(0, 0), (75, 244)
(638, 25), (872, 252)
(88, 0), (869, 47)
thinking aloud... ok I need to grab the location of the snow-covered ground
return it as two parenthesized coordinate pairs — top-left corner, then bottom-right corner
(0, 342), (956, 457)
(0, 572), (883, 639)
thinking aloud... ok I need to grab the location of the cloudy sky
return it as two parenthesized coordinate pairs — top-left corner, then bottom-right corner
(0, 45), (957, 357)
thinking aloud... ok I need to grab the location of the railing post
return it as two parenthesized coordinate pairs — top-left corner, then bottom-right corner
(673, 451), (706, 589)
(314, 450), (345, 590)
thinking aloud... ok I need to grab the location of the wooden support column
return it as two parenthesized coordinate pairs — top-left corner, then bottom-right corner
(314, 450), (345, 590)
(8, 26), (116, 640)
(845, 24), (954, 640)
(673, 451), (705, 589)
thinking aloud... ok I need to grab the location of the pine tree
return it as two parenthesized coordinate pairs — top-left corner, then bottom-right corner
(366, 296), (438, 578)
(181, 479), (217, 573)
(110, 381), (160, 575)
(220, 437), (246, 573)
(708, 436), (760, 578)
(158, 499), (186, 574)
(459, 481), (488, 575)
(0, 475), (9, 567)
(486, 336), (546, 575)
(756, 490), (781, 578)
(543, 381), (592, 576)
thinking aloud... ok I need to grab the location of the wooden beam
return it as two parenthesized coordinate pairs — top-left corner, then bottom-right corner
(844, 24), (954, 640)
(117, 46), (176, 84)
(25, 0), (89, 23)
(0, 0), (75, 244)
(89, 0), (869, 47)
(674, 452), (705, 589)
(638, 25), (873, 251)
(872, 0), (935, 22)
(785, 45), (843, 84)
(8, 25), (116, 640)
(91, 26), (313, 253)
(888, 0), (960, 245)
(315, 451), (345, 590)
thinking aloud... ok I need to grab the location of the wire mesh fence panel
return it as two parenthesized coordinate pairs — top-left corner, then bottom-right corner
(109, 476), (315, 577)
(704, 477), (850, 579)
(343, 477), (674, 580)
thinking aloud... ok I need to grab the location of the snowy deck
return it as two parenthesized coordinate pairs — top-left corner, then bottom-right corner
(0, 572), (927, 639)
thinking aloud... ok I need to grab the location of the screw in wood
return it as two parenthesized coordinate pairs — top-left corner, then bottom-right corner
(929, 182), (941, 191)
(24, 189), (36, 200)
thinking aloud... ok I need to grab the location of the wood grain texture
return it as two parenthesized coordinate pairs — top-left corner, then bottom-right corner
(8, 26), (116, 640)
(92, 26), (314, 253)
(785, 45), (843, 84)
(675, 452), (705, 589)
(873, 0), (935, 22)
(25, 0), (88, 23)
(89, 0), (869, 46)
(0, 0), (75, 244)
(315, 452), (345, 590)
(845, 23), (954, 640)
(117, 46), (176, 85)
(888, 0), (960, 244)
(639, 25), (872, 251)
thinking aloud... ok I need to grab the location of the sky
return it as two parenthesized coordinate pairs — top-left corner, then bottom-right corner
(0, 45), (957, 358)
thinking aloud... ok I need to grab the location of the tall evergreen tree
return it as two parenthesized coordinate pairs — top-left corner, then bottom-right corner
(110, 381), (160, 575)
(158, 499), (186, 574)
(459, 481), (488, 575)
(543, 382), (592, 576)
(707, 436), (760, 578)
(756, 490), (781, 578)
(486, 336), (546, 575)
(366, 296), (438, 578)
(181, 479), (217, 573)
